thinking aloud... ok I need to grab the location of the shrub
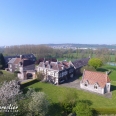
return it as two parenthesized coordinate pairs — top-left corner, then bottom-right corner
(14, 71), (20, 74)
(36, 72), (44, 81)
(0, 70), (3, 75)
(14, 71), (20, 77)
(94, 108), (116, 114)
(73, 102), (93, 116)
(20, 79), (38, 89)
(59, 91), (78, 115)
(88, 58), (103, 69)
(18, 88), (49, 116)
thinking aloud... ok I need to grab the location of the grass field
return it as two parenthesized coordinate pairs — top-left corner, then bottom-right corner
(27, 81), (116, 115)
(1, 64), (116, 115)
(23, 64), (116, 115)
(97, 65), (116, 81)
(0, 70), (16, 83)
(58, 53), (116, 62)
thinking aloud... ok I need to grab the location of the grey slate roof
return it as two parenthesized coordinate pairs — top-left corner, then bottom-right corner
(8, 58), (17, 64)
(5, 54), (36, 64)
(71, 58), (90, 69)
(38, 61), (71, 71)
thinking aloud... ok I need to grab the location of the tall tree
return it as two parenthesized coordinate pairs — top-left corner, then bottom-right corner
(88, 58), (103, 69)
(0, 53), (5, 69)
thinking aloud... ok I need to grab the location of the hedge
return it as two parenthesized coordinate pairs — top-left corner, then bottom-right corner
(20, 79), (38, 89)
(93, 108), (116, 115)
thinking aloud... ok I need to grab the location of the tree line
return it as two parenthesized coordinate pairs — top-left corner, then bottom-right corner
(2, 45), (116, 63)
(3, 45), (65, 59)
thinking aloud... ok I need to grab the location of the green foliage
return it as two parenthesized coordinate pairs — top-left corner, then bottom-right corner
(94, 108), (116, 114)
(27, 82), (116, 115)
(97, 65), (116, 81)
(0, 70), (3, 75)
(58, 91), (78, 115)
(36, 72), (44, 81)
(18, 98), (30, 116)
(88, 58), (103, 69)
(0, 70), (15, 83)
(14, 71), (20, 74)
(14, 71), (20, 77)
(109, 71), (116, 81)
(73, 102), (93, 116)
(0, 53), (5, 69)
(20, 79), (38, 89)
(81, 65), (96, 73)
(18, 88), (49, 116)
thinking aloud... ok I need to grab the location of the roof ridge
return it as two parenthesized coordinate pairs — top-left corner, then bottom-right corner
(85, 70), (106, 74)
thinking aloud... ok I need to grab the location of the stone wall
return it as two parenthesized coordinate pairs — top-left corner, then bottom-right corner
(80, 82), (104, 94)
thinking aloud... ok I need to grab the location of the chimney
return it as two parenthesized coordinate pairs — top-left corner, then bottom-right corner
(106, 71), (108, 75)
(20, 55), (23, 59)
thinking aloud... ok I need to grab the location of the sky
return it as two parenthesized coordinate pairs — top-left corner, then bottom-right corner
(0, 0), (116, 46)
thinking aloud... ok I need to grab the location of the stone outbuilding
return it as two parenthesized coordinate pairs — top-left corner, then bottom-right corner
(80, 70), (110, 94)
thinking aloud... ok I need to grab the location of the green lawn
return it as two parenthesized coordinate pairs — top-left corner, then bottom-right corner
(25, 64), (116, 115)
(25, 81), (116, 115)
(0, 70), (16, 83)
(28, 81), (116, 108)
(61, 53), (116, 62)
(27, 65), (116, 107)
(97, 65), (116, 81)
(21, 64), (116, 115)
(109, 71), (116, 81)
(110, 55), (115, 62)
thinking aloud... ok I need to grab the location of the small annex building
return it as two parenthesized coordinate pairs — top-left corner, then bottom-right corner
(80, 70), (110, 94)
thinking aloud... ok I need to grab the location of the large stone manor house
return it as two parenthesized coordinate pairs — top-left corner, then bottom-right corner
(36, 58), (89, 84)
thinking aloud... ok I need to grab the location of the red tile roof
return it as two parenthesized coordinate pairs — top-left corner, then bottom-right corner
(82, 70), (110, 88)
(14, 58), (21, 64)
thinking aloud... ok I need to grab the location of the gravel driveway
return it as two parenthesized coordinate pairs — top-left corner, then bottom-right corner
(60, 77), (81, 89)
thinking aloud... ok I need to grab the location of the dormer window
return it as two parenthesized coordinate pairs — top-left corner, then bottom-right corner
(94, 83), (99, 89)
(94, 85), (97, 89)
(84, 80), (89, 87)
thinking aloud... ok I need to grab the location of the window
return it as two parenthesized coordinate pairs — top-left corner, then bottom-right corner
(69, 69), (74, 73)
(94, 85), (98, 89)
(107, 85), (109, 88)
(84, 81), (89, 87)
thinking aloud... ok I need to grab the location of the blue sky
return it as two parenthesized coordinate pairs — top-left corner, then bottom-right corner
(0, 0), (116, 45)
